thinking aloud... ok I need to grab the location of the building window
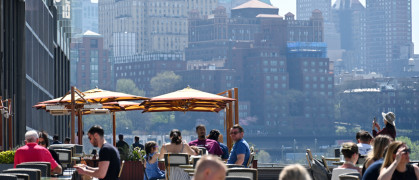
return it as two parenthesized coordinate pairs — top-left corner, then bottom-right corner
(90, 39), (98, 48)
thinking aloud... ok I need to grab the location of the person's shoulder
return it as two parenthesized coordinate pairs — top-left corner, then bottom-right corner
(189, 139), (198, 145)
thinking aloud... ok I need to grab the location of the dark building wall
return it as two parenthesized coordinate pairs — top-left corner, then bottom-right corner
(0, 0), (70, 149)
(0, 0), (26, 149)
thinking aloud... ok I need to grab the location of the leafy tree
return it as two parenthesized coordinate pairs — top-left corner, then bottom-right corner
(150, 71), (182, 96)
(396, 136), (419, 160)
(116, 79), (145, 96)
(256, 150), (271, 163)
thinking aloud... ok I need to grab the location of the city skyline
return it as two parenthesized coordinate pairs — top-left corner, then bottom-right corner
(271, 0), (418, 54)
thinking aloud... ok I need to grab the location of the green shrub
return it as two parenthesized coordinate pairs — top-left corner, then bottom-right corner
(0, 150), (15, 164)
(127, 147), (146, 161)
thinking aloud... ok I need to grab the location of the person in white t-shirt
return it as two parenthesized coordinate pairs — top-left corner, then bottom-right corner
(356, 130), (373, 156)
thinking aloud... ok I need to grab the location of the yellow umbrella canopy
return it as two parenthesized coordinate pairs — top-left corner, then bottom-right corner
(39, 88), (148, 104)
(141, 87), (235, 112)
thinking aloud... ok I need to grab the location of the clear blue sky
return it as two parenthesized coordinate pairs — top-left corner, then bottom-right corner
(270, 0), (418, 54)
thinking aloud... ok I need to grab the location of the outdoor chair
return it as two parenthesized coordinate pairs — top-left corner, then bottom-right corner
(0, 174), (18, 180)
(247, 152), (255, 168)
(227, 164), (245, 168)
(1, 173), (30, 180)
(339, 174), (359, 180)
(19, 161), (51, 176)
(3, 168), (41, 180)
(331, 168), (359, 180)
(357, 155), (366, 165)
(339, 172), (361, 180)
(225, 176), (252, 180)
(226, 168), (258, 180)
(118, 160), (125, 178)
(197, 147), (207, 155)
(16, 163), (49, 177)
(311, 158), (331, 180)
(54, 149), (72, 168)
(164, 153), (190, 180)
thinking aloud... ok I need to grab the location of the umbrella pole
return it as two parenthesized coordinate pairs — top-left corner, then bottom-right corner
(77, 110), (83, 145)
(0, 97), (2, 149)
(227, 90), (233, 151)
(234, 88), (239, 125)
(71, 86), (76, 144)
(7, 99), (12, 150)
(113, 112), (116, 146)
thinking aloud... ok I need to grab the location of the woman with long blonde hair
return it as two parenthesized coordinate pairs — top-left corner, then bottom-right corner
(378, 141), (419, 180)
(362, 135), (392, 174)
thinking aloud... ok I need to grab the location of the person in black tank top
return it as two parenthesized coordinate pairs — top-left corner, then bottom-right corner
(378, 141), (419, 180)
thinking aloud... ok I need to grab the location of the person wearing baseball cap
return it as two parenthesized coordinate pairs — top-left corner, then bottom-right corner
(372, 112), (396, 140)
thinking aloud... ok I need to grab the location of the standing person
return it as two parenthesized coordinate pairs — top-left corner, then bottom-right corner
(52, 134), (62, 144)
(378, 141), (419, 180)
(76, 125), (121, 180)
(144, 141), (165, 180)
(372, 112), (397, 140)
(193, 155), (227, 180)
(116, 134), (129, 160)
(38, 131), (61, 166)
(189, 125), (223, 156)
(207, 129), (229, 160)
(227, 124), (250, 167)
(14, 130), (62, 174)
(356, 130), (373, 156)
(132, 136), (144, 150)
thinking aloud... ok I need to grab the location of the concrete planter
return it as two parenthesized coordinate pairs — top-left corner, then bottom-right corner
(0, 163), (14, 171)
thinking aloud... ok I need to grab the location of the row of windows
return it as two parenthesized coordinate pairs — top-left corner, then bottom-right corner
(265, 75), (287, 81)
(304, 84), (333, 89)
(263, 60), (285, 66)
(304, 76), (333, 82)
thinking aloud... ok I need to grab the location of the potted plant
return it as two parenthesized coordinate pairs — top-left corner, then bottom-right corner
(0, 150), (15, 171)
(119, 147), (146, 180)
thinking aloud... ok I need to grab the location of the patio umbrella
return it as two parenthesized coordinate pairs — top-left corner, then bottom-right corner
(141, 87), (235, 112)
(141, 86), (238, 149)
(34, 87), (148, 145)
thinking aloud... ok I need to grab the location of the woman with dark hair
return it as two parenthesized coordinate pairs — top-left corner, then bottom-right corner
(373, 112), (397, 140)
(158, 129), (196, 159)
(144, 141), (165, 180)
(378, 141), (419, 180)
(338, 142), (361, 174)
(38, 131), (61, 166)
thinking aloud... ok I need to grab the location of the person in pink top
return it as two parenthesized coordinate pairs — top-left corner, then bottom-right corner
(189, 125), (223, 156)
(14, 130), (62, 174)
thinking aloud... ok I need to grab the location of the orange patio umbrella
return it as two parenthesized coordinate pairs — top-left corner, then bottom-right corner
(140, 86), (238, 149)
(34, 87), (148, 145)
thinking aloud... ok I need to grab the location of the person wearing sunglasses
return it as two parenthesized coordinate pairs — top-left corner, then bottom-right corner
(378, 141), (419, 180)
(227, 124), (250, 167)
(13, 130), (62, 174)
(38, 131), (62, 167)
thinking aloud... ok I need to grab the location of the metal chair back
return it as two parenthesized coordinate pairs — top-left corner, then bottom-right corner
(16, 163), (49, 177)
(3, 168), (41, 180)
(226, 168), (258, 180)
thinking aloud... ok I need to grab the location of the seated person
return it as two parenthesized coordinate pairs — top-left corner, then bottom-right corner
(159, 129), (197, 159)
(14, 130), (62, 174)
(193, 155), (227, 180)
(356, 130), (373, 156)
(38, 131), (61, 166)
(208, 129), (229, 161)
(144, 141), (165, 180)
(378, 141), (419, 180)
(338, 142), (361, 174)
(189, 125), (223, 156)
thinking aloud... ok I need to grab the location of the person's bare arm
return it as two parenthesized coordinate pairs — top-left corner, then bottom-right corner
(52, 164), (62, 174)
(413, 165), (419, 180)
(184, 143), (198, 155)
(158, 144), (166, 160)
(378, 147), (404, 180)
(76, 161), (110, 179)
(235, 154), (245, 165)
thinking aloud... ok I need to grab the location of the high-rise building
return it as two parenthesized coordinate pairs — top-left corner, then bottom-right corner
(99, 0), (217, 55)
(0, 0), (70, 149)
(366, 0), (413, 76)
(296, 0), (331, 22)
(72, 0), (98, 34)
(331, 0), (366, 72)
(71, 31), (112, 91)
